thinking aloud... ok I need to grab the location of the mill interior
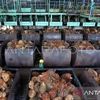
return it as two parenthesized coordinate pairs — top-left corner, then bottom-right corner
(0, 0), (100, 100)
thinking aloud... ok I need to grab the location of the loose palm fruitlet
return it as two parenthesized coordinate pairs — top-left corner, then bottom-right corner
(5, 40), (34, 67)
(22, 30), (37, 34)
(43, 40), (69, 49)
(73, 41), (99, 50)
(83, 28), (100, 34)
(88, 69), (100, 85)
(7, 40), (33, 49)
(63, 28), (81, 34)
(0, 26), (18, 34)
(0, 67), (15, 100)
(28, 69), (82, 100)
(43, 28), (61, 40)
(63, 28), (83, 41)
(72, 41), (100, 67)
(43, 28), (60, 33)
(0, 26), (19, 41)
(42, 40), (71, 67)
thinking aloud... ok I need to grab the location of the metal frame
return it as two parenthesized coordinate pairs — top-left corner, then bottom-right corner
(0, 0), (99, 26)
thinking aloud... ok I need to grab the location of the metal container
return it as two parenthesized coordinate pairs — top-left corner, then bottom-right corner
(5, 46), (35, 67)
(80, 70), (99, 87)
(0, 42), (7, 66)
(85, 34), (100, 41)
(79, 70), (100, 100)
(43, 33), (61, 40)
(65, 34), (83, 41)
(0, 30), (19, 41)
(42, 47), (71, 67)
(3, 69), (20, 100)
(14, 69), (30, 100)
(21, 33), (40, 45)
(73, 50), (100, 67)
(25, 68), (85, 100)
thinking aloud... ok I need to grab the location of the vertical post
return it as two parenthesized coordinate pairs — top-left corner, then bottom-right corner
(36, 15), (38, 21)
(33, 0), (35, 12)
(19, 0), (21, 11)
(47, 0), (49, 12)
(40, 0), (41, 10)
(35, 0), (36, 12)
(83, 0), (85, 14)
(14, 0), (15, 10)
(35, 15), (37, 27)
(17, 0), (19, 11)
(2, 0), (4, 10)
(21, 15), (22, 22)
(54, 0), (55, 9)
(45, 0), (46, 11)
(60, 15), (62, 22)
(68, 16), (70, 22)
(46, 0), (47, 12)
(45, 16), (46, 22)
(48, 0), (51, 12)
(30, 15), (32, 21)
(4, 16), (6, 22)
(6, 0), (8, 11)
(14, 16), (17, 22)
(30, 0), (32, 10)
(64, 0), (65, 12)
(50, 15), (52, 26)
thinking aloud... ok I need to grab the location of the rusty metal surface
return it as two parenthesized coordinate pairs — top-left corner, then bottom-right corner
(22, 33), (40, 45)
(74, 50), (100, 66)
(43, 33), (61, 40)
(0, 34), (17, 41)
(5, 48), (34, 67)
(65, 34), (83, 41)
(42, 48), (71, 67)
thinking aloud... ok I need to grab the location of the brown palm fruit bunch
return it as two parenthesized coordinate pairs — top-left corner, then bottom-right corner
(43, 40), (69, 49)
(63, 28), (80, 34)
(73, 41), (99, 50)
(98, 41), (100, 44)
(7, 40), (33, 49)
(43, 28), (60, 33)
(61, 73), (73, 83)
(28, 69), (80, 100)
(0, 26), (18, 34)
(97, 29), (100, 34)
(83, 28), (100, 34)
(88, 69), (100, 85)
(22, 30), (37, 34)
(97, 40), (100, 47)
(0, 97), (6, 100)
(0, 67), (14, 100)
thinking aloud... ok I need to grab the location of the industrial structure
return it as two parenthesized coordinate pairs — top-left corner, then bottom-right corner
(0, 0), (100, 27)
